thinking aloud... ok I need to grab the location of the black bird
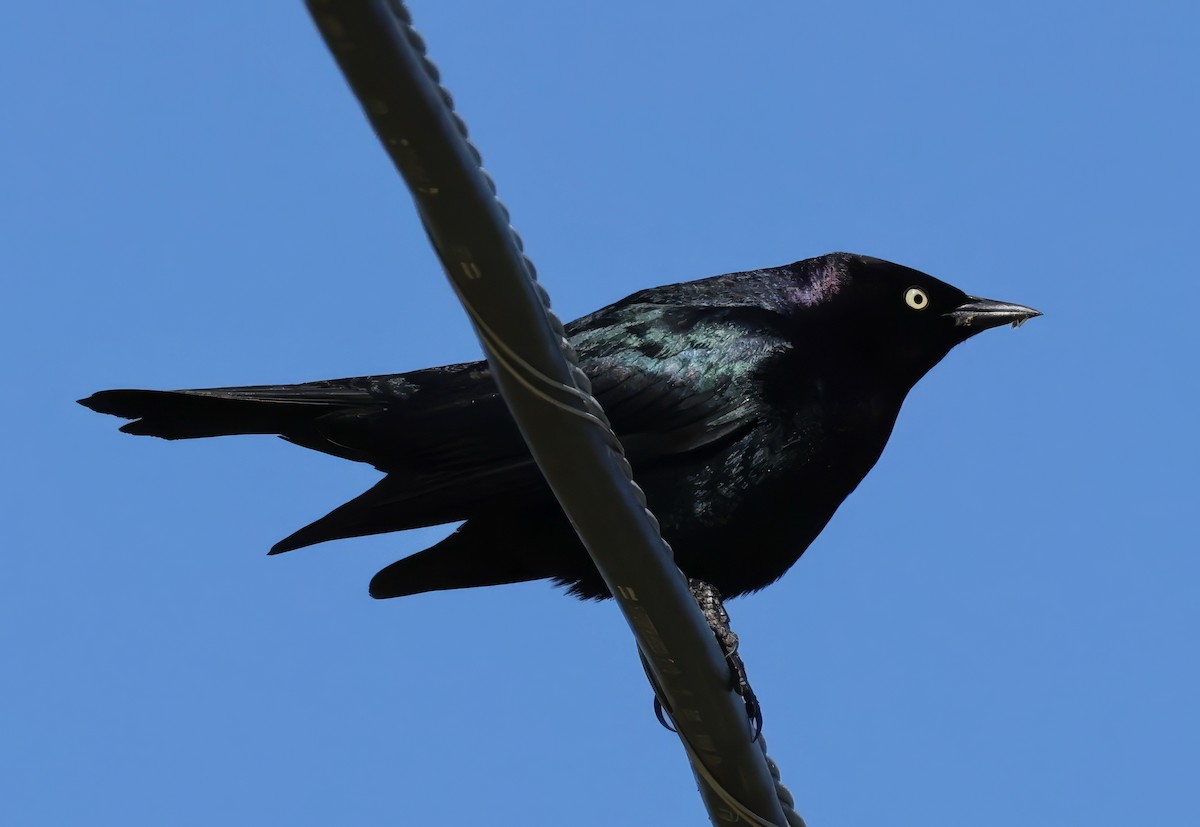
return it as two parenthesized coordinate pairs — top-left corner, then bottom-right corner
(80, 253), (1039, 601)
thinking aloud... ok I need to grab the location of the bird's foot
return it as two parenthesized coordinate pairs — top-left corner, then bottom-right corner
(688, 578), (763, 739)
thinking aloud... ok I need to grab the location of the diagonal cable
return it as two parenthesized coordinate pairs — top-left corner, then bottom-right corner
(305, 2), (801, 824)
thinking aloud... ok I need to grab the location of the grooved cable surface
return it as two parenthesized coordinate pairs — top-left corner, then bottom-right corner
(682, 734), (808, 827)
(305, 2), (800, 824)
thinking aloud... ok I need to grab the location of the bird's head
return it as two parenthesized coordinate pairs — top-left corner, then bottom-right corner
(785, 252), (1041, 391)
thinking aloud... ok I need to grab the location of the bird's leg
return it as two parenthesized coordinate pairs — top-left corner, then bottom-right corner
(688, 578), (762, 738)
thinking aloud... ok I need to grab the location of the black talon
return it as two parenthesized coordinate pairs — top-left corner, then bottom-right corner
(653, 696), (677, 733)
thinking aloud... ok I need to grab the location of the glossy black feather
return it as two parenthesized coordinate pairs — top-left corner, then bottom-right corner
(79, 252), (1038, 599)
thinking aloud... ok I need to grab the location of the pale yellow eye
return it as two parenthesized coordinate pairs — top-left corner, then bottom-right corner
(904, 287), (929, 310)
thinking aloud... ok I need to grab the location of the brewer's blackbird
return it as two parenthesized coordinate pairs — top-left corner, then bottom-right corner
(80, 252), (1039, 600)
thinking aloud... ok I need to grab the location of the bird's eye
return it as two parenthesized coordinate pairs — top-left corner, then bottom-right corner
(904, 287), (929, 311)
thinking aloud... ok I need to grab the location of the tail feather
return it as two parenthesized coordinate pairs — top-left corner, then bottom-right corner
(268, 474), (465, 554)
(79, 388), (370, 441)
(367, 519), (568, 598)
(80, 368), (560, 571)
(270, 455), (544, 553)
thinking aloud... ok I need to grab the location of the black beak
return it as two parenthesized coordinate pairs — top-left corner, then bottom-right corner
(946, 297), (1042, 333)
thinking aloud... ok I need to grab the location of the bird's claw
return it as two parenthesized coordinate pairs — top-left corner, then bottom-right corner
(653, 695), (677, 733)
(688, 578), (763, 739)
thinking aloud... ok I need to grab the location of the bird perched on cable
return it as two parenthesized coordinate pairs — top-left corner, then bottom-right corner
(80, 252), (1039, 601)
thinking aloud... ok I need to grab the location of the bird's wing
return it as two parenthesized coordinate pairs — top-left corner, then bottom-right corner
(571, 301), (793, 457)
(271, 302), (795, 552)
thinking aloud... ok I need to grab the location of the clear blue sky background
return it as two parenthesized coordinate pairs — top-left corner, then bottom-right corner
(4, 2), (1196, 825)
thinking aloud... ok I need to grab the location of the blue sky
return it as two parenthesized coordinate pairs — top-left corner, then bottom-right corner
(4, 2), (1197, 824)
